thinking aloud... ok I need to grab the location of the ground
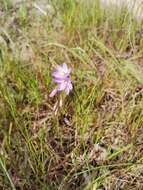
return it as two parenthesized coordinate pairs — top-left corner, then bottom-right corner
(0, 0), (143, 190)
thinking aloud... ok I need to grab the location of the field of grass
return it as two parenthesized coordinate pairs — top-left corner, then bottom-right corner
(0, 0), (143, 189)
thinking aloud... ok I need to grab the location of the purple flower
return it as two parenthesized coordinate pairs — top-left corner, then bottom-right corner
(49, 63), (73, 97)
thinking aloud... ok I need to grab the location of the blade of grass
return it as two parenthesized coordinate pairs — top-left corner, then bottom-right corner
(0, 157), (16, 190)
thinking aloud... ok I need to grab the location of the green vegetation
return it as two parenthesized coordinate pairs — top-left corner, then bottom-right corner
(0, 0), (143, 189)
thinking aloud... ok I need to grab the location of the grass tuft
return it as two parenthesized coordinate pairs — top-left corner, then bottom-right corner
(0, 0), (143, 189)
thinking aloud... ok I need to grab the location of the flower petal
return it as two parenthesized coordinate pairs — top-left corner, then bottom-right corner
(64, 80), (72, 95)
(52, 71), (68, 79)
(67, 81), (73, 90)
(53, 78), (65, 83)
(49, 88), (58, 97)
(52, 71), (62, 78)
(63, 63), (72, 75)
(62, 63), (68, 72)
(65, 86), (70, 95)
(58, 81), (67, 91)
